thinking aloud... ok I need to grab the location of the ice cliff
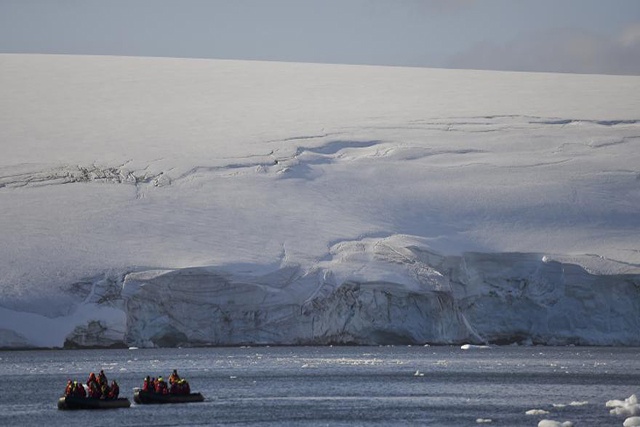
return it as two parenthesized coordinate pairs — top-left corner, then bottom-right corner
(3, 238), (640, 349)
(68, 237), (635, 348)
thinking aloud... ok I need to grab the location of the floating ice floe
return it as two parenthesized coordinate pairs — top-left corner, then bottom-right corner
(607, 394), (640, 417)
(475, 418), (492, 423)
(526, 409), (550, 415)
(460, 344), (491, 350)
(538, 420), (573, 427)
(624, 416), (640, 427)
(569, 401), (588, 406)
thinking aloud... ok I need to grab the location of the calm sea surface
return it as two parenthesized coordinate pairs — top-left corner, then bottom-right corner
(0, 346), (637, 426)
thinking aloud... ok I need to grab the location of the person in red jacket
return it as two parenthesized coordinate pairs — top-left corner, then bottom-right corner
(64, 380), (73, 397)
(155, 377), (168, 394)
(87, 373), (101, 399)
(108, 380), (119, 399)
(142, 376), (152, 392)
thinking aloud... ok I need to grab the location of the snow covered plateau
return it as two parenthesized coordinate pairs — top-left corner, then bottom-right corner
(1, 54), (639, 348)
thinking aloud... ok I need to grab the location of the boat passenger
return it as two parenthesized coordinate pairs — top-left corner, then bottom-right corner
(109, 380), (119, 399)
(87, 372), (101, 398)
(142, 376), (152, 392)
(88, 379), (101, 398)
(169, 369), (181, 385)
(98, 370), (108, 386)
(100, 382), (110, 399)
(65, 380), (73, 397)
(155, 377), (168, 394)
(74, 381), (86, 398)
(180, 379), (190, 395)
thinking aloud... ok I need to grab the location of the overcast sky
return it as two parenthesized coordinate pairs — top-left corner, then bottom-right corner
(2, 0), (640, 75)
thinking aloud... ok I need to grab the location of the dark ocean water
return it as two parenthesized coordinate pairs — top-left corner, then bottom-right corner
(0, 346), (637, 426)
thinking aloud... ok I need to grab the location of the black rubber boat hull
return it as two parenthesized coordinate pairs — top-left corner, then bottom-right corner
(133, 390), (205, 404)
(58, 396), (131, 410)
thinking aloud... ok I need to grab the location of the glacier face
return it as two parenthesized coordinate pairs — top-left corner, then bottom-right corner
(2, 237), (639, 349)
(428, 251), (640, 346)
(122, 268), (469, 347)
(113, 239), (639, 348)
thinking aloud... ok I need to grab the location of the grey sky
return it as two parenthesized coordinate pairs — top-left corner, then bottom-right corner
(1, 0), (640, 75)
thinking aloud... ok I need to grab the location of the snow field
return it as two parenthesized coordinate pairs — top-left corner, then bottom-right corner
(1, 54), (639, 348)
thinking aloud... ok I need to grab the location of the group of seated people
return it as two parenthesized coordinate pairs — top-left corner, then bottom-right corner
(64, 370), (119, 400)
(141, 369), (191, 395)
(63, 380), (87, 398)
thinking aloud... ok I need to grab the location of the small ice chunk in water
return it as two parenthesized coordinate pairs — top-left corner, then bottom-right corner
(624, 416), (640, 427)
(608, 394), (640, 417)
(538, 420), (573, 427)
(569, 401), (588, 406)
(461, 344), (491, 350)
(526, 409), (550, 415)
(475, 418), (492, 423)
(608, 399), (628, 408)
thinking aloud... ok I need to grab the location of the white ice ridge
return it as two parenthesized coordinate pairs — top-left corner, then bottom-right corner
(1, 54), (639, 348)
